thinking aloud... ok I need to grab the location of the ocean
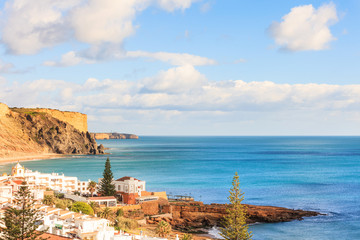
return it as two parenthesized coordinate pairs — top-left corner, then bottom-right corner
(1, 136), (359, 240)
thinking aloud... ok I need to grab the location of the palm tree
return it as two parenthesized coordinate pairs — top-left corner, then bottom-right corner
(156, 220), (171, 238)
(42, 195), (55, 205)
(87, 181), (97, 197)
(89, 201), (100, 215)
(99, 207), (114, 222)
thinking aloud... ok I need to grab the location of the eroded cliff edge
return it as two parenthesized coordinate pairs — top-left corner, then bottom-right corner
(0, 103), (104, 159)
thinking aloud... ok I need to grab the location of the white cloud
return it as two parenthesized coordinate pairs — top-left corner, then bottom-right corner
(44, 48), (215, 67)
(1, 0), (200, 55)
(69, 0), (147, 45)
(142, 65), (207, 93)
(43, 51), (96, 67)
(156, 0), (199, 12)
(2, 0), (80, 54)
(2, 70), (360, 134)
(0, 61), (15, 73)
(2, 67), (360, 112)
(127, 51), (216, 66)
(234, 59), (247, 64)
(200, 1), (213, 13)
(269, 2), (338, 51)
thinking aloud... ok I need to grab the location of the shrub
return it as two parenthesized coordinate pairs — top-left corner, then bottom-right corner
(55, 198), (73, 210)
(116, 208), (124, 217)
(156, 220), (171, 237)
(42, 195), (55, 205)
(71, 202), (94, 215)
(181, 234), (193, 240)
(115, 216), (139, 231)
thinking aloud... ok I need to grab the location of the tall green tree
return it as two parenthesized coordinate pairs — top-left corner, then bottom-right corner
(220, 172), (252, 240)
(98, 157), (116, 196)
(0, 182), (47, 240)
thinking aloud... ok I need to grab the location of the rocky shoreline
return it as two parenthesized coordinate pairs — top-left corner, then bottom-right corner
(144, 201), (321, 233)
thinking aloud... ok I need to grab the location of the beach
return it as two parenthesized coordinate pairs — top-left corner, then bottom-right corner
(0, 153), (64, 165)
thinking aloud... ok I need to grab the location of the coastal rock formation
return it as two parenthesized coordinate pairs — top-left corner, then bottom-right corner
(0, 103), (104, 159)
(147, 201), (320, 230)
(92, 133), (139, 140)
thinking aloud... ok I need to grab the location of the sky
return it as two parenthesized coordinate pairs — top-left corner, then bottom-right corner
(0, 0), (359, 136)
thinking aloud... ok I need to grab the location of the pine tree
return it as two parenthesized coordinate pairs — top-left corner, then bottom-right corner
(98, 157), (116, 196)
(0, 182), (47, 240)
(220, 172), (252, 240)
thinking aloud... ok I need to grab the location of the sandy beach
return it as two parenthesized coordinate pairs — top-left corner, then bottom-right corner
(0, 153), (64, 165)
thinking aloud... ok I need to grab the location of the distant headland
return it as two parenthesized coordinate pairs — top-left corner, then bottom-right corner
(92, 132), (139, 140)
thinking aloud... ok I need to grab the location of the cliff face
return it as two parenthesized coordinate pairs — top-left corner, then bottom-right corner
(93, 133), (139, 140)
(0, 103), (103, 159)
(15, 108), (88, 133)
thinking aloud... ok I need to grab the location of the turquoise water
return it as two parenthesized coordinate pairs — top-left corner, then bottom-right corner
(1, 136), (360, 239)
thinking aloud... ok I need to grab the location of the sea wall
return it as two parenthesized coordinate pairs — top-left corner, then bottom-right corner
(32, 108), (88, 133)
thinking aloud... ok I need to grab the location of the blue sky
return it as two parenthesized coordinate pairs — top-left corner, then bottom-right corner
(0, 0), (359, 135)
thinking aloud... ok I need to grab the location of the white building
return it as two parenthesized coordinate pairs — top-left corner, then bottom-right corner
(113, 177), (146, 195)
(88, 196), (117, 207)
(37, 204), (114, 239)
(0, 185), (12, 205)
(10, 162), (93, 195)
(112, 176), (146, 205)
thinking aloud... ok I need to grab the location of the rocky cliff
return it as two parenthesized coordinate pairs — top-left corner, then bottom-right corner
(93, 132), (139, 140)
(28, 108), (88, 133)
(147, 201), (321, 231)
(0, 103), (104, 159)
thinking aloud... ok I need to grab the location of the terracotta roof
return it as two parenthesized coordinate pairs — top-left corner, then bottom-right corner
(115, 176), (140, 181)
(40, 232), (73, 240)
(11, 180), (23, 185)
(44, 207), (58, 213)
(88, 196), (116, 200)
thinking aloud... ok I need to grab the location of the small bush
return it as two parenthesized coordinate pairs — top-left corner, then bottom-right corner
(115, 217), (139, 231)
(181, 233), (193, 240)
(116, 208), (124, 217)
(55, 198), (73, 210)
(42, 195), (55, 205)
(156, 220), (171, 237)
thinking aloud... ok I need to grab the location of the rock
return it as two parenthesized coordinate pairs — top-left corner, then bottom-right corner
(169, 201), (321, 231)
(97, 144), (105, 154)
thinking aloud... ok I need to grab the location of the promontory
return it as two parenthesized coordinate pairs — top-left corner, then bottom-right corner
(0, 103), (104, 162)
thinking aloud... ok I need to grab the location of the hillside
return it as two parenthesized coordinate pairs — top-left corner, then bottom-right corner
(0, 103), (104, 160)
